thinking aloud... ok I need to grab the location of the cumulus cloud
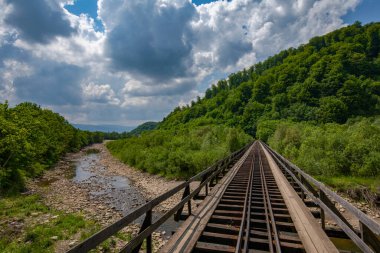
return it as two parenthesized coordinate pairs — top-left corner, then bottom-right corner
(0, 0), (361, 125)
(192, 0), (360, 72)
(4, 0), (76, 44)
(83, 83), (120, 105)
(13, 62), (86, 106)
(122, 77), (196, 97)
(103, 0), (197, 81)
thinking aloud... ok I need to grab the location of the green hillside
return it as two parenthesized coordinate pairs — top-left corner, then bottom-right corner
(0, 102), (105, 193)
(160, 22), (380, 135)
(109, 22), (380, 191)
(129, 121), (158, 136)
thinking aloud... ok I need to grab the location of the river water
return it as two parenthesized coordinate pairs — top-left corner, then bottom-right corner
(72, 153), (180, 236)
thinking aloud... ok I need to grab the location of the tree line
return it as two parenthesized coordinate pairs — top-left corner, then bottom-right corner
(0, 102), (105, 193)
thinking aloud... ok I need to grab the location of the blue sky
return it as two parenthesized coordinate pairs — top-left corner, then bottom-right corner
(1, 0), (379, 126)
(343, 0), (380, 24)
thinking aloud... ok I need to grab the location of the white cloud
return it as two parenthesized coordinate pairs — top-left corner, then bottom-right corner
(83, 82), (120, 105)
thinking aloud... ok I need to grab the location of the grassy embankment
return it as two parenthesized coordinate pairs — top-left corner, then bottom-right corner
(0, 194), (98, 252)
(0, 193), (135, 253)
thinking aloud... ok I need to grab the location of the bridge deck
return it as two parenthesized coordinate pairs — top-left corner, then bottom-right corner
(161, 142), (338, 253)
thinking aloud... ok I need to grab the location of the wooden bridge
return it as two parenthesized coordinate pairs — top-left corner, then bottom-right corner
(68, 141), (380, 253)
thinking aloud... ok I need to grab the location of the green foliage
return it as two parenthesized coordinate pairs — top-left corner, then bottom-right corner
(267, 117), (380, 180)
(0, 194), (99, 253)
(0, 102), (104, 193)
(107, 126), (252, 179)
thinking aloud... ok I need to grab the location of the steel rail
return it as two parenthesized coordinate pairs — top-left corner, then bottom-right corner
(259, 147), (281, 253)
(235, 155), (254, 253)
(242, 156), (254, 252)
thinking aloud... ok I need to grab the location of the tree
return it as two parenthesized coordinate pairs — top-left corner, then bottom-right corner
(317, 97), (348, 123)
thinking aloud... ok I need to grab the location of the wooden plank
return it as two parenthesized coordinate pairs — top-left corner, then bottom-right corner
(194, 241), (235, 252)
(260, 143), (339, 253)
(159, 144), (254, 253)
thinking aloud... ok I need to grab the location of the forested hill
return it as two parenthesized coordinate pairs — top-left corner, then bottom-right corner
(160, 22), (380, 136)
(129, 122), (158, 136)
(0, 102), (105, 193)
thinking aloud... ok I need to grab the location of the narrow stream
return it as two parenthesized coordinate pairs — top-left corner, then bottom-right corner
(73, 153), (180, 236)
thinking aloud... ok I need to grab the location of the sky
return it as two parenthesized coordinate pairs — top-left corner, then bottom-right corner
(0, 0), (379, 127)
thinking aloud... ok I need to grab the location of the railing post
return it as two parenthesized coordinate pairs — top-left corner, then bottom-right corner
(132, 209), (152, 253)
(146, 210), (152, 253)
(174, 184), (191, 221)
(360, 221), (380, 252)
(300, 175), (305, 201)
(319, 189), (326, 230)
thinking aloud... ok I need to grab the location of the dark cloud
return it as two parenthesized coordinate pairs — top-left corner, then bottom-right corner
(14, 63), (85, 105)
(216, 39), (252, 68)
(5, 0), (75, 44)
(105, 0), (197, 81)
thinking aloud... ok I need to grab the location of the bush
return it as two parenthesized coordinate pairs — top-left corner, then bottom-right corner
(107, 125), (252, 179)
(267, 117), (380, 179)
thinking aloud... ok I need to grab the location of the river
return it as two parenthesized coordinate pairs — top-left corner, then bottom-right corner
(72, 152), (180, 236)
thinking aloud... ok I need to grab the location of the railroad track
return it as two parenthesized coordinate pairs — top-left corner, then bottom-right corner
(191, 143), (305, 252)
(162, 142), (338, 253)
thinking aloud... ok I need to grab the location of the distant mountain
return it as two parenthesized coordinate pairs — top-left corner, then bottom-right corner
(73, 124), (135, 133)
(129, 121), (158, 135)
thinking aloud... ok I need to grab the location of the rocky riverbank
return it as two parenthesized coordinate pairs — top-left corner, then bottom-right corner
(26, 142), (186, 252)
